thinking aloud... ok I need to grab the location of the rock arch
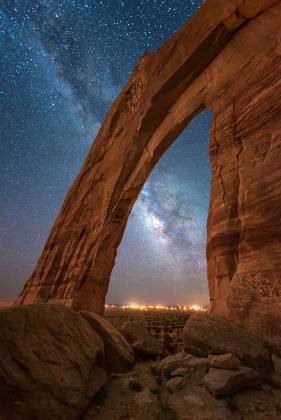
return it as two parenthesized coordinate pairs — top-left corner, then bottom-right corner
(16, 0), (281, 334)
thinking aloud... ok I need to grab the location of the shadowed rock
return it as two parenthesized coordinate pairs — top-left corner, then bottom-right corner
(204, 367), (261, 396)
(121, 320), (165, 359)
(81, 311), (135, 372)
(0, 304), (107, 420)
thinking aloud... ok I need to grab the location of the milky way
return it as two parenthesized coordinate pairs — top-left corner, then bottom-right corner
(0, 0), (212, 305)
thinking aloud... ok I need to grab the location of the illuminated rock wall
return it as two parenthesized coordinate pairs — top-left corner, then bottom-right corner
(16, 0), (281, 338)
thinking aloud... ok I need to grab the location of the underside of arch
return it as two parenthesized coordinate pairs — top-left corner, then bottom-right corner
(16, 0), (281, 337)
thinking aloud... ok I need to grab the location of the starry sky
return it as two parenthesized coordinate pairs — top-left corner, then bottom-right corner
(0, 0), (213, 306)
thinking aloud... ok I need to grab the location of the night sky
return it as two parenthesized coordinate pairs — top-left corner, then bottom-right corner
(0, 0), (213, 306)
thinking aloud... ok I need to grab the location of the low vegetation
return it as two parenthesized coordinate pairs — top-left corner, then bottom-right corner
(105, 308), (190, 353)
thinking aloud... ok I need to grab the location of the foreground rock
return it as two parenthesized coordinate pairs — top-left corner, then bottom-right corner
(85, 357), (281, 420)
(204, 367), (261, 396)
(121, 321), (164, 359)
(183, 314), (272, 375)
(151, 353), (209, 380)
(166, 376), (186, 392)
(208, 353), (240, 370)
(0, 304), (107, 420)
(81, 311), (135, 372)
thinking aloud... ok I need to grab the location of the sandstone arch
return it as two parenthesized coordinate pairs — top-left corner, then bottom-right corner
(16, 0), (281, 334)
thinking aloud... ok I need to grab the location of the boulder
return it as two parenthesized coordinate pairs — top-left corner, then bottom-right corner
(166, 376), (186, 392)
(184, 394), (205, 408)
(121, 321), (164, 359)
(151, 353), (187, 376)
(0, 304), (107, 420)
(132, 339), (164, 360)
(183, 314), (272, 375)
(171, 367), (189, 378)
(208, 353), (240, 370)
(151, 353), (209, 378)
(204, 367), (261, 396)
(186, 354), (209, 370)
(81, 311), (135, 372)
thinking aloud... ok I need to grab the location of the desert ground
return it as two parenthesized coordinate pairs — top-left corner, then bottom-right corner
(105, 307), (192, 354)
(85, 307), (281, 420)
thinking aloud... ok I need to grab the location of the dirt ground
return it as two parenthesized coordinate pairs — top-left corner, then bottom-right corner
(85, 359), (281, 420)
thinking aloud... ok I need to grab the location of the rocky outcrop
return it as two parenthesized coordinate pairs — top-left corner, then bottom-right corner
(85, 353), (281, 420)
(81, 311), (135, 372)
(0, 304), (141, 419)
(15, 0), (281, 339)
(183, 314), (272, 376)
(0, 304), (107, 420)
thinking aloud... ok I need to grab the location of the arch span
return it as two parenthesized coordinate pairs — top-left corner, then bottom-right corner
(16, 0), (281, 334)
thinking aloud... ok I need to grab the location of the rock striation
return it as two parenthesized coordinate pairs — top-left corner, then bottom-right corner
(15, 0), (281, 338)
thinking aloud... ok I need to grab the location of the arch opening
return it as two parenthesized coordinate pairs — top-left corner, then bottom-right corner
(108, 110), (213, 308)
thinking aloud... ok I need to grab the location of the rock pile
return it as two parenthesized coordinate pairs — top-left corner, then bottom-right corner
(0, 306), (281, 419)
(183, 313), (275, 377)
(151, 351), (262, 397)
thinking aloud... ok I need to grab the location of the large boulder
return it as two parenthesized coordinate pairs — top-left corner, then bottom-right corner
(81, 311), (135, 372)
(0, 304), (107, 420)
(121, 321), (164, 359)
(183, 314), (272, 375)
(204, 367), (261, 396)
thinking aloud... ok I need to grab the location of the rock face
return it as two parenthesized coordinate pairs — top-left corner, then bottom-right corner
(15, 0), (281, 337)
(0, 304), (107, 420)
(81, 311), (135, 372)
(183, 313), (272, 375)
(206, 2), (281, 339)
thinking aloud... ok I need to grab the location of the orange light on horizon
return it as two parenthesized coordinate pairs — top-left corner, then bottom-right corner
(106, 303), (208, 312)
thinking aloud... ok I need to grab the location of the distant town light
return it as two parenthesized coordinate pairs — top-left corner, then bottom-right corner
(105, 303), (207, 312)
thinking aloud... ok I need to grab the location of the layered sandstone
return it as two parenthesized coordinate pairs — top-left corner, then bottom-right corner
(16, 0), (281, 337)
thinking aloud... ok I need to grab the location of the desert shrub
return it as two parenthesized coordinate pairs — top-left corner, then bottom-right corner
(128, 378), (143, 392)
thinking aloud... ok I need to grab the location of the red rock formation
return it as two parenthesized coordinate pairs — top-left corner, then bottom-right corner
(16, 0), (281, 337)
(206, 3), (281, 339)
